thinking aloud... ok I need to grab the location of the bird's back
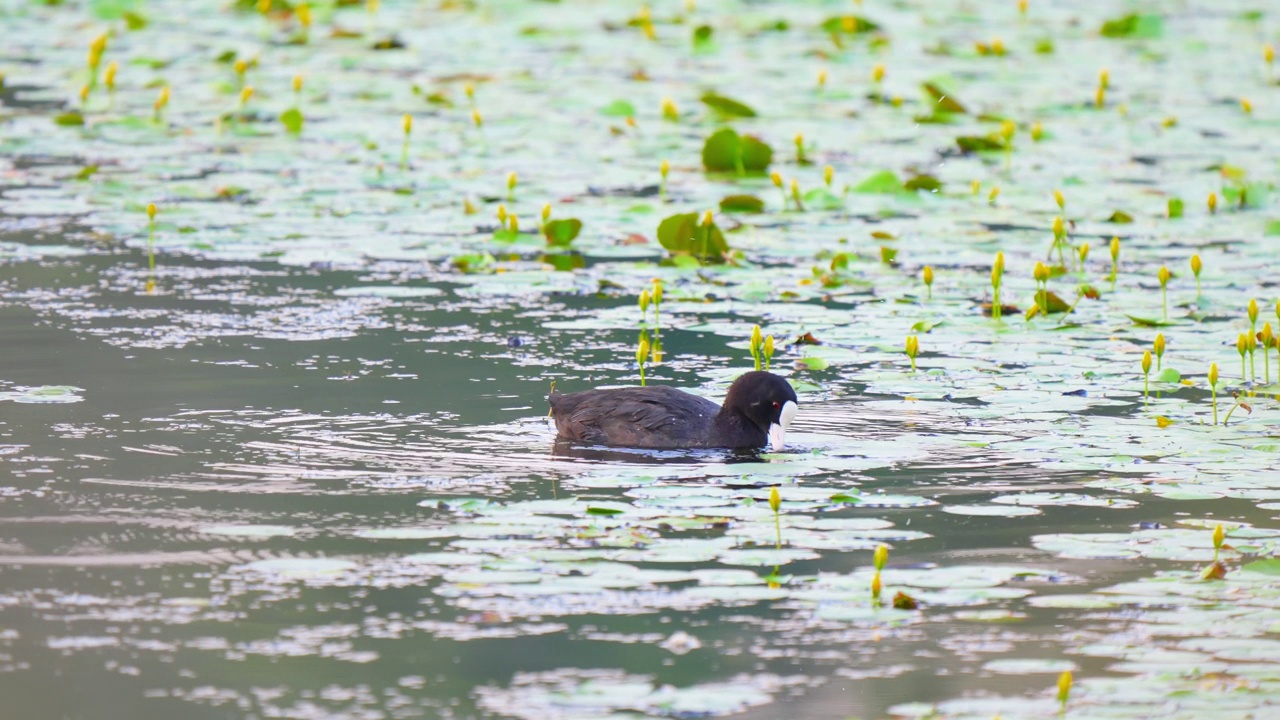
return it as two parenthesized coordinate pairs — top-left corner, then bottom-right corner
(549, 385), (721, 449)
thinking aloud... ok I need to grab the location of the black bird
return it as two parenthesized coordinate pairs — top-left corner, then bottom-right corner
(548, 371), (798, 451)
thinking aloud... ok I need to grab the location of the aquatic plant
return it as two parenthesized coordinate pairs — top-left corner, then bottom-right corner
(506, 171), (518, 201)
(1190, 254), (1202, 300)
(650, 279), (663, 326)
(1153, 333), (1166, 372)
(1095, 67), (1108, 109)
(1157, 266), (1170, 321)
(1057, 670), (1072, 714)
(991, 251), (1005, 320)
(702, 128), (772, 175)
(769, 486), (782, 549)
(793, 132), (807, 165)
(661, 97), (678, 121)
(659, 159), (670, 200)
(153, 86), (170, 124)
(1263, 323), (1274, 385)
(904, 335), (919, 372)
(638, 288), (650, 324)
(280, 75), (304, 134)
(922, 266), (934, 300)
(145, 203), (157, 272)
(1141, 350), (1152, 404)
(1030, 121), (1043, 142)
(656, 211), (728, 266)
(1237, 333), (1248, 381)
(1209, 363), (1219, 425)
(1201, 524), (1227, 579)
(871, 543), (887, 605)
(636, 330), (650, 386)
(1208, 192), (1218, 214)
(1109, 236), (1120, 288)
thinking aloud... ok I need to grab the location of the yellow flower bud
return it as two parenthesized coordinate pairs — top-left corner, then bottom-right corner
(823, 165), (834, 187)
(1099, 68), (1110, 89)
(769, 486), (781, 512)
(763, 335), (774, 361)
(296, 3), (312, 28)
(1057, 671), (1073, 705)
(651, 278), (663, 304)
(234, 58), (249, 77)
(1030, 121), (1043, 142)
(1079, 242), (1090, 263)
(817, 68), (828, 88)
(292, 75), (303, 93)
(751, 324), (763, 352)
(988, 186), (1000, 203)
(104, 61), (118, 91)
(257, 0), (271, 13)
(1209, 363), (1218, 386)
(471, 108), (483, 127)
(971, 179), (981, 195)
(871, 571), (882, 599)
(789, 178), (800, 198)
(922, 265), (934, 287)
(1110, 236), (1120, 261)
(1238, 333), (1248, 357)
(1263, 322), (1275, 347)
(872, 63), (885, 83)
(873, 544), (888, 571)
(1214, 523), (1225, 550)
(1142, 350), (1152, 374)
(1266, 44), (1276, 64)
(661, 96), (678, 121)
(660, 159), (670, 180)
(1241, 98), (1253, 115)
(994, 250), (1005, 275)
(1249, 298), (1259, 324)
(508, 215), (519, 233)
(239, 86), (254, 105)
(1157, 266), (1170, 287)
(146, 203), (157, 220)
(999, 119), (1015, 142)
(1053, 189), (1064, 210)
(794, 132), (804, 150)
(1190, 254), (1202, 277)
(154, 86), (170, 111)
(1208, 192), (1218, 214)
(507, 171), (518, 191)
(1154, 333), (1165, 358)
(991, 37), (1005, 55)
(1052, 215), (1065, 239)
(78, 84), (90, 103)
(541, 203), (551, 223)
(496, 204), (507, 223)
(464, 83), (475, 101)
(701, 210), (713, 227)
(770, 171), (783, 188)
(1018, 0), (1028, 15)
(639, 289), (651, 313)
(636, 336), (650, 365)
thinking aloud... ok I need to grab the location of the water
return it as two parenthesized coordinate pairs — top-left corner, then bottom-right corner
(5, 0), (1280, 717)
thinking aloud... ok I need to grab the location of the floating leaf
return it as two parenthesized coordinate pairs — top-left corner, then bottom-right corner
(1265, 220), (1280, 236)
(1125, 315), (1175, 327)
(819, 15), (880, 34)
(801, 188), (844, 209)
(543, 218), (583, 248)
(699, 92), (756, 118)
(586, 507), (624, 516)
(1167, 197), (1184, 219)
(1100, 13), (1164, 39)
(701, 128), (772, 174)
(922, 82), (967, 114)
(54, 111), (85, 127)
(1155, 368), (1182, 383)
(1106, 210), (1134, 223)
(656, 212), (729, 263)
(719, 194), (765, 213)
(955, 135), (1005, 153)
(279, 107), (304, 134)
(852, 170), (905, 194)
(904, 175), (943, 193)
(599, 100), (636, 117)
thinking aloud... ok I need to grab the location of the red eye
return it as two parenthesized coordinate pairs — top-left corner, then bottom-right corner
(772, 401), (780, 409)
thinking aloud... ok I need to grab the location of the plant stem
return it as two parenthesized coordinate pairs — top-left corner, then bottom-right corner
(993, 286), (1002, 321)
(1212, 386), (1218, 425)
(147, 220), (156, 271)
(773, 509), (781, 550)
(1161, 286), (1168, 321)
(639, 364), (646, 387)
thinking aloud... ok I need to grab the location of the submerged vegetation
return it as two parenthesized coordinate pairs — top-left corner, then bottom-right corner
(2, 0), (1280, 718)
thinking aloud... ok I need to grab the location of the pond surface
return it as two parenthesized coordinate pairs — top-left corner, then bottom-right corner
(3, 0), (1280, 717)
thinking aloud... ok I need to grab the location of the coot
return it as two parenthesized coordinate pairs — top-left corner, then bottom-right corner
(549, 371), (798, 451)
